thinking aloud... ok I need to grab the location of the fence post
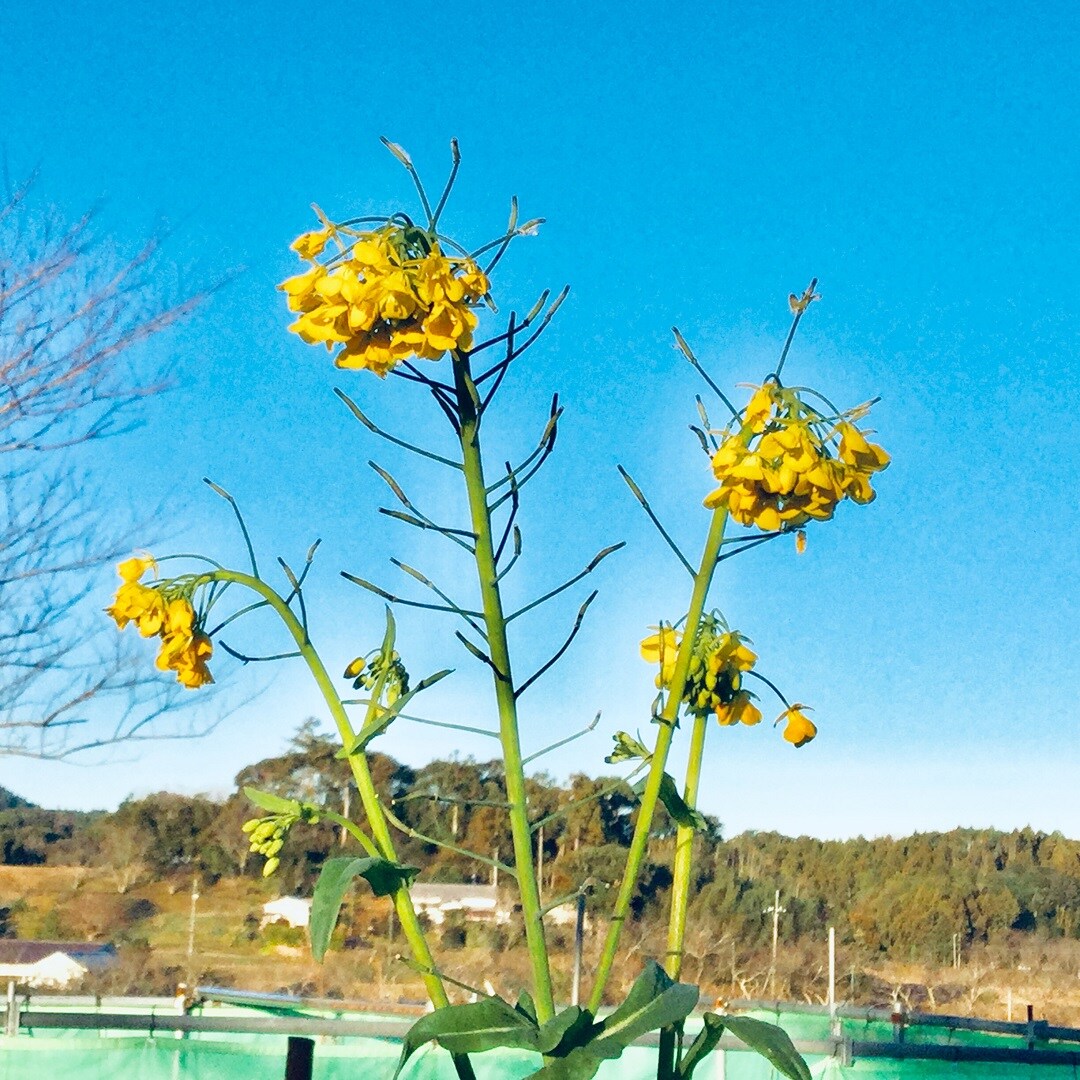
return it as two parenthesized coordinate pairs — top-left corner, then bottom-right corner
(285, 1035), (314, 1080)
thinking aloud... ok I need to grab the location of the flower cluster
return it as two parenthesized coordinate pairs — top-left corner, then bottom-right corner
(279, 218), (490, 377)
(106, 556), (214, 689)
(343, 644), (410, 705)
(640, 616), (763, 728)
(704, 383), (889, 532)
(640, 618), (817, 746)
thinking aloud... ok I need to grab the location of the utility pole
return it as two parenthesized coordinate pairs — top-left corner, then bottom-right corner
(340, 786), (351, 846)
(186, 875), (200, 961)
(763, 889), (786, 996)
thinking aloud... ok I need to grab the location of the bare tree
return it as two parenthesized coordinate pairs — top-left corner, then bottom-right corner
(0, 172), (209, 757)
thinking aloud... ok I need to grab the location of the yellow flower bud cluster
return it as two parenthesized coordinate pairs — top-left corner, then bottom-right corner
(279, 220), (490, 377)
(640, 617), (763, 728)
(106, 556), (213, 689)
(242, 812), (298, 877)
(704, 384), (890, 532)
(343, 647), (410, 705)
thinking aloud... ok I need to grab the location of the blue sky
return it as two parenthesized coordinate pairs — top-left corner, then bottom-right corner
(1, 2), (1077, 838)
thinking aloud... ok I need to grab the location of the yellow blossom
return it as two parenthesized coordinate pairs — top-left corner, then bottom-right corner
(106, 581), (166, 637)
(640, 626), (680, 687)
(777, 705), (817, 748)
(117, 554), (156, 583)
(290, 227), (335, 259)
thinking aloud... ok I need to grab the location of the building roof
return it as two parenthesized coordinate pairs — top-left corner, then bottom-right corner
(0, 941), (117, 965)
(410, 884), (498, 904)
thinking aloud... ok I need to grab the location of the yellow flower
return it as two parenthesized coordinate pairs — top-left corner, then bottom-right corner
(290, 227), (335, 260)
(715, 692), (763, 727)
(107, 581), (166, 637)
(117, 554), (156, 583)
(640, 626), (680, 687)
(172, 634), (214, 689)
(741, 385), (775, 433)
(777, 705), (817, 748)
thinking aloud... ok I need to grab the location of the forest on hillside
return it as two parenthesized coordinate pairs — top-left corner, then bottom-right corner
(3, 721), (1078, 978)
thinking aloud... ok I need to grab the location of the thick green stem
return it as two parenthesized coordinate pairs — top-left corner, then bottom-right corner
(666, 712), (709, 979)
(657, 711), (709, 1080)
(451, 353), (556, 1023)
(209, 572), (457, 1017)
(588, 508), (728, 1012)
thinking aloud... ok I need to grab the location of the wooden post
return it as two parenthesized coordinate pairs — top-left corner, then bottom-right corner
(828, 926), (837, 1037)
(285, 1035), (314, 1080)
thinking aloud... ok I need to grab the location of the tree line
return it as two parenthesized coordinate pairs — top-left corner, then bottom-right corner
(3, 721), (1078, 965)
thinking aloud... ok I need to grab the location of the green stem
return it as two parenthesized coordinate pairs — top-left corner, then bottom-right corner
(208, 570), (473, 1079)
(666, 712), (709, 979)
(657, 711), (709, 1080)
(587, 507), (728, 1012)
(451, 351), (556, 1024)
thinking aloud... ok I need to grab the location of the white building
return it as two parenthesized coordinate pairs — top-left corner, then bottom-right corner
(410, 884), (504, 925)
(260, 896), (312, 929)
(0, 941), (117, 988)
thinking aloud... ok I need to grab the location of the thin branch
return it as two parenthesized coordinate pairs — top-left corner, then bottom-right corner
(205, 598), (269, 638)
(381, 137), (433, 223)
(507, 543), (624, 623)
(515, 590), (598, 698)
(618, 466), (694, 577)
(203, 479), (259, 578)
(341, 571), (479, 618)
(715, 532), (782, 563)
(430, 137), (461, 228)
(334, 389), (462, 469)
(394, 711), (500, 739)
(493, 464), (520, 564)
(744, 668), (793, 710)
(487, 399), (562, 495)
(478, 311), (516, 413)
(472, 291), (549, 369)
(382, 803), (517, 877)
(672, 327), (739, 419)
(389, 558), (486, 637)
(529, 766), (648, 835)
(771, 277), (819, 382)
(522, 712), (601, 765)
(217, 640), (302, 664)
(454, 630), (508, 682)
(496, 527), (522, 582)
(277, 557), (308, 635)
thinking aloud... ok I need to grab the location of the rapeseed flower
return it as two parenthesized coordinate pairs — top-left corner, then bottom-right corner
(107, 557), (214, 689)
(705, 384), (889, 533)
(279, 219), (490, 377)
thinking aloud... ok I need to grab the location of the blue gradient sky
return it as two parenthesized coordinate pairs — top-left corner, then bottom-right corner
(1, 2), (1077, 838)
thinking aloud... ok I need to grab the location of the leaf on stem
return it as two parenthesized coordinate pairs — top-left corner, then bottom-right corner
(394, 996), (545, 1078)
(243, 787), (301, 816)
(633, 773), (708, 831)
(703, 1013), (812, 1080)
(310, 856), (419, 962)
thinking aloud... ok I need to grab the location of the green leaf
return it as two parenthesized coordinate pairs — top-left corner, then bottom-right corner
(394, 997), (542, 1078)
(243, 787), (300, 815)
(309, 857), (418, 962)
(633, 774), (708, 831)
(591, 960), (698, 1058)
(605, 731), (651, 765)
(526, 1047), (603, 1080)
(515, 990), (538, 1025)
(678, 1013), (725, 1080)
(717, 1014), (812, 1080)
(537, 1006), (593, 1055)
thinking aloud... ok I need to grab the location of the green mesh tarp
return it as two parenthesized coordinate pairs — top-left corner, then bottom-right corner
(1, 1010), (1076, 1079)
